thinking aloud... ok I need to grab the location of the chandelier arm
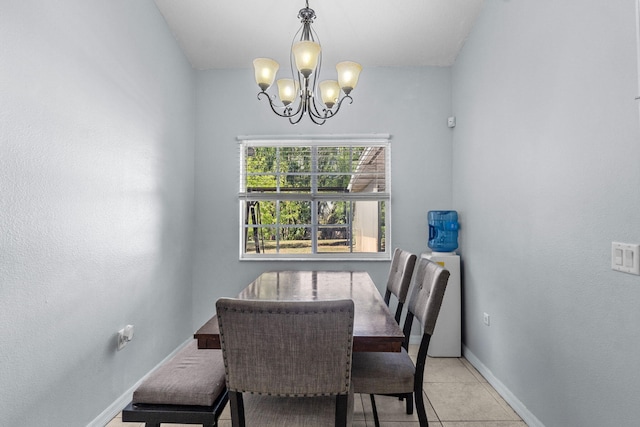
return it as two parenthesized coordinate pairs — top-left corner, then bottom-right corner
(307, 87), (330, 120)
(307, 93), (353, 121)
(327, 94), (354, 116)
(289, 96), (306, 118)
(283, 85), (306, 119)
(306, 102), (327, 125)
(308, 115), (327, 125)
(307, 100), (328, 120)
(257, 91), (298, 119)
(288, 98), (309, 125)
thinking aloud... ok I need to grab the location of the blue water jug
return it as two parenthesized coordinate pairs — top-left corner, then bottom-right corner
(428, 210), (459, 252)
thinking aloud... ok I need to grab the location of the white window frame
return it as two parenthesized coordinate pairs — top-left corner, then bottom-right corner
(238, 134), (392, 261)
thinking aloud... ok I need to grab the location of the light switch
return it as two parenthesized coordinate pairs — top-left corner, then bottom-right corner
(612, 242), (640, 275)
(625, 249), (634, 268)
(615, 249), (623, 265)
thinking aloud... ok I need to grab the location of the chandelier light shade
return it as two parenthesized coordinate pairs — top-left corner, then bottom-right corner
(336, 61), (363, 95)
(253, 58), (279, 91)
(252, 0), (362, 125)
(277, 79), (298, 105)
(292, 41), (321, 77)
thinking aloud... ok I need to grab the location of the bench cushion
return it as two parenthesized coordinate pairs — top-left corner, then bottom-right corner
(133, 340), (226, 407)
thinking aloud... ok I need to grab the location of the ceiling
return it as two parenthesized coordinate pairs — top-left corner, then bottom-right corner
(153, 0), (485, 70)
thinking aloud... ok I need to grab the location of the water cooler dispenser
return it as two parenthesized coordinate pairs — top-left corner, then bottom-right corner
(423, 210), (461, 357)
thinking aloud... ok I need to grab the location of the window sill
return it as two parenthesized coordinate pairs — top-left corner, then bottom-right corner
(239, 253), (391, 262)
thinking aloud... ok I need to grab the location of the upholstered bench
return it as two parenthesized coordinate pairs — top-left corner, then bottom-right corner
(122, 340), (228, 427)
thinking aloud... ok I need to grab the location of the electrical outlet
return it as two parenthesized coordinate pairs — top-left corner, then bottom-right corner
(117, 324), (135, 351)
(483, 312), (490, 326)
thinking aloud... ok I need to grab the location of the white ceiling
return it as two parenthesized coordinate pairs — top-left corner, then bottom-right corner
(153, 0), (485, 70)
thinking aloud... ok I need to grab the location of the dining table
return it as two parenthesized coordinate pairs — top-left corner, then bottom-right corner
(194, 270), (405, 352)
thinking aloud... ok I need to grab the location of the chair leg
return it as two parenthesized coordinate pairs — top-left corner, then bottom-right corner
(414, 384), (428, 426)
(335, 394), (349, 427)
(369, 394), (381, 427)
(404, 392), (413, 414)
(229, 391), (245, 427)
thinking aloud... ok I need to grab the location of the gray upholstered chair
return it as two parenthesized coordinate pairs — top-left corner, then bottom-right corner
(216, 298), (355, 427)
(351, 258), (450, 427)
(385, 248), (417, 325)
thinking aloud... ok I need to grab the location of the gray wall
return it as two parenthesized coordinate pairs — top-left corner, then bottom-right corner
(192, 66), (454, 327)
(0, 1), (196, 425)
(452, 1), (640, 426)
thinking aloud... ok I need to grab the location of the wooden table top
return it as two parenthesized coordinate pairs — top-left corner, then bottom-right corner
(194, 271), (405, 352)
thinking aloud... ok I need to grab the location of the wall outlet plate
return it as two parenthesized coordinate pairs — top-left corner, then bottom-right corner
(117, 324), (134, 350)
(611, 242), (640, 275)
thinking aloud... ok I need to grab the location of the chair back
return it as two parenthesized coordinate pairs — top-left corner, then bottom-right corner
(385, 248), (417, 323)
(406, 257), (450, 336)
(216, 298), (355, 397)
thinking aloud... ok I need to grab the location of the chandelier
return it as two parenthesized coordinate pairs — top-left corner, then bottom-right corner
(252, 0), (362, 125)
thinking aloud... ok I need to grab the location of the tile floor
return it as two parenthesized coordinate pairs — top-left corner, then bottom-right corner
(105, 346), (527, 427)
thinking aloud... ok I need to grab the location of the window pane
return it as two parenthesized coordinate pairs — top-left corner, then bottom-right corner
(350, 146), (386, 193)
(282, 174), (311, 191)
(318, 146), (352, 173)
(351, 146), (366, 170)
(279, 200), (311, 226)
(350, 172), (386, 193)
(245, 225), (278, 254)
(318, 201), (350, 225)
(246, 174), (278, 192)
(318, 174), (351, 192)
(248, 227), (312, 254)
(246, 146), (277, 173)
(276, 227), (312, 254)
(279, 146), (311, 173)
(353, 200), (385, 253)
(318, 226), (350, 253)
(243, 201), (276, 254)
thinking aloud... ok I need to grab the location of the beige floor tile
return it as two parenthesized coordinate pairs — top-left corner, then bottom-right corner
(196, 395), (362, 423)
(219, 402), (231, 420)
(354, 393), (366, 420)
(425, 357), (481, 383)
(480, 383), (521, 421)
(460, 358), (489, 383)
(425, 383), (517, 422)
(442, 422), (527, 427)
(407, 344), (421, 365)
(361, 392), (439, 424)
(104, 413), (142, 427)
(377, 422), (442, 427)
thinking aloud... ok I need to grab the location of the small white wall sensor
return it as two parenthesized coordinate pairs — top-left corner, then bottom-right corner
(447, 116), (456, 128)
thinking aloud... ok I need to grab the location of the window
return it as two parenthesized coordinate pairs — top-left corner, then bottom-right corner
(238, 135), (391, 260)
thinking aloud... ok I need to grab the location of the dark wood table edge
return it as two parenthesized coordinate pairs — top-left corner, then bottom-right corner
(193, 315), (402, 352)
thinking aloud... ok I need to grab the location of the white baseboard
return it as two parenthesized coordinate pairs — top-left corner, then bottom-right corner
(462, 345), (545, 427)
(87, 338), (192, 427)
